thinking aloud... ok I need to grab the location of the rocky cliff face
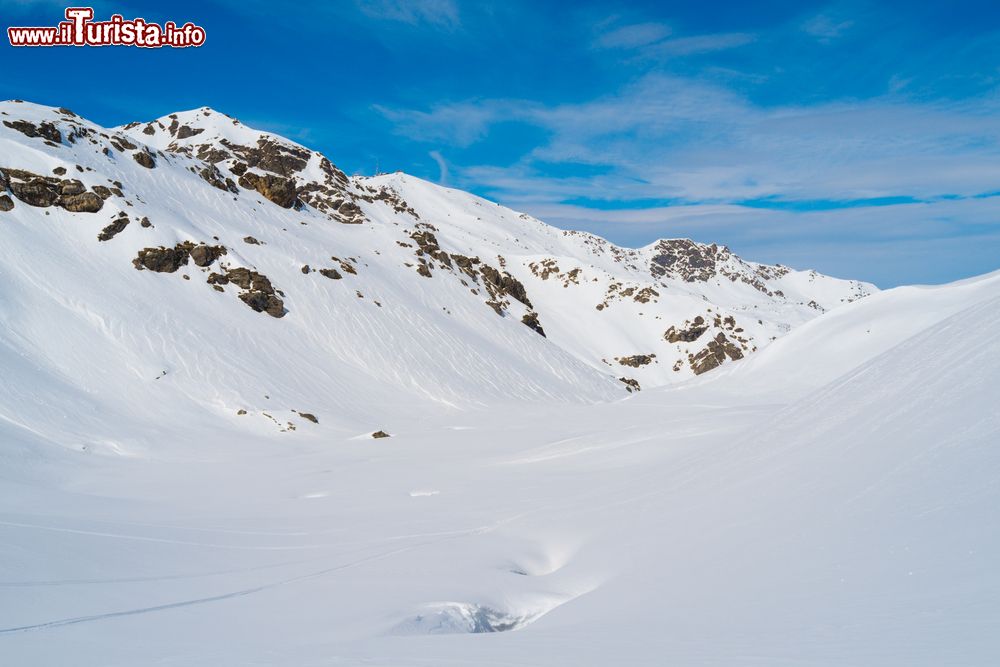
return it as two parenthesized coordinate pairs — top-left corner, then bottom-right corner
(0, 100), (875, 415)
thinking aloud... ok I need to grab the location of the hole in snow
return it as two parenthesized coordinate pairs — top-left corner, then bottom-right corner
(393, 601), (534, 634)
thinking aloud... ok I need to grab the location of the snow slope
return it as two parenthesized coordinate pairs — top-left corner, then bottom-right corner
(1, 281), (997, 666)
(701, 268), (1000, 400)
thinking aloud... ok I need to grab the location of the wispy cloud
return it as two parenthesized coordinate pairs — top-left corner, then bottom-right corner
(377, 73), (1000, 284)
(374, 99), (530, 146)
(380, 74), (1000, 204)
(594, 22), (672, 49)
(355, 0), (460, 29)
(644, 32), (756, 57)
(801, 7), (855, 42)
(428, 150), (449, 184)
(592, 16), (754, 59)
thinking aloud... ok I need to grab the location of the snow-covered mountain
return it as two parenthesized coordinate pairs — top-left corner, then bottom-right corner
(0, 100), (872, 439)
(4, 99), (997, 666)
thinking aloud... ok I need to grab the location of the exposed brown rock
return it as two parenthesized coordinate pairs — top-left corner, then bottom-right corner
(617, 354), (656, 367)
(331, 256), (357, 275)
(133, 150), (156, 169)
(239, 290), (285, 318)
(521, 312), (546, 336)
(133, 246), (189, 272)
(480, 264), (532, 308)
(0, 195), (13, 212)
(296, 412), (318, 424)
(59, 191), (104, 212)
(199, 165), (238, 193)
(225, 267), (271, 292)
(619, 377), (641, 392)
(664, 316), (708, 343)
(319, 268), (342, 280)
(689, 332), (744, 375)
(372, 430), (391, 439)
(222, 137), (310, 177)
(175, 125), (204, 140)
(6, 173), (59, 207)
(649, 239), (721, 282)
(1, 167), (105, 212)
(97, 213), (129, 241)
(188, 244), (227, 267)
(238, 171), (298, 208)
(3, 119), (61, 144)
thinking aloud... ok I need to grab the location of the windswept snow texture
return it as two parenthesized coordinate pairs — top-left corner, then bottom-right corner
(1, 100), (998, 666)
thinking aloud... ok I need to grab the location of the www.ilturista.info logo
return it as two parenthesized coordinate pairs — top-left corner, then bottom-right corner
(8, 7), (206, 48)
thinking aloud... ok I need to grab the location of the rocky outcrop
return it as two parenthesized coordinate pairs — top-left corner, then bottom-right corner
(521, 312), (546, 337)
(0, 167), (104, 212)
(175, 125), (204, 140)
(664, 316), (708, 343)
(132, 242), (226, 271)
(60, 191), (104, 212)
(132, 150), (156, 169)
(372, 430), (391, 439)
(97, 212), (130, 241)
(239, 290), (285, 317)
(225, 267), (285, 318)
(132, 245), (190, 272)
(238, 171), (298, 209)
(649, 239), (723, 282)
(619, 377), (641, 392)
(3, 119), (61, 144)
(222, 137), (310, 177)
(617, 354), (656, 368)
(410, 229), (452, 268)
(479, 264), (532, 309)
(188, 244), (227, 267)
(689, 332), (744, 375)
(199, 165), (238, 193)
(0, 195), (13, 212)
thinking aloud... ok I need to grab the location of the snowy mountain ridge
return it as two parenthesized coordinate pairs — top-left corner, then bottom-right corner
(1, 99), (870, 440)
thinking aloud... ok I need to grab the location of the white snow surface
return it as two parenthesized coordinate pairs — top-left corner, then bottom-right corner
(1, 101), (998, 665)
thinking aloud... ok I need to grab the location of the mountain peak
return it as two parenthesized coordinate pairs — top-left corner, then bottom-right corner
(0, 100), (875, 408)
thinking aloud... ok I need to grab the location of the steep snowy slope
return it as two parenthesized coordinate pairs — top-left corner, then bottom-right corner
(1, 101), (625, 448)
(701, 268), (1000, 400)
(117, 104), (872, 388)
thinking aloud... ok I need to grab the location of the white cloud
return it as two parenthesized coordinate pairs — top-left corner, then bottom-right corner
(594, 22), (672, 49)
(428, 150), (449, 184)
(644, 32), (756, 57)
(377, 74), (1000, 285)
(381, 74), (1000, 204)
(802, 11), (855, 42)
(355, 0), (460, 29)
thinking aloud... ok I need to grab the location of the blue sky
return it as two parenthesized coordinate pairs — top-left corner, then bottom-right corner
(3, 0), (1000, 286)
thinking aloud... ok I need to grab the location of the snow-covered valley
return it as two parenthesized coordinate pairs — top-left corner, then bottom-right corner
(1, 100), (998, 665)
